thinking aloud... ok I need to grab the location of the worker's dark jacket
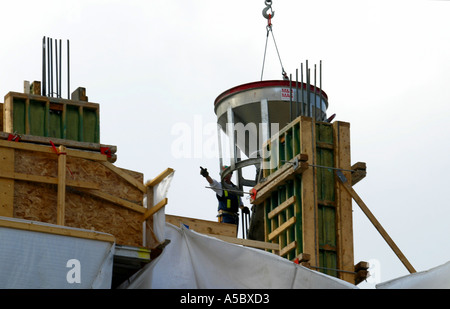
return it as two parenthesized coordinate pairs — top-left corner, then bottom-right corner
(216, 184), (240, 214)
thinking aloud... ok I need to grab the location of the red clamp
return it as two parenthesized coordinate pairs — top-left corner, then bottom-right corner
(100, 147), (112, 158)
(250, 188), (257, 201)
(7, 133), (21, 142)
(49, 140), (66, 156)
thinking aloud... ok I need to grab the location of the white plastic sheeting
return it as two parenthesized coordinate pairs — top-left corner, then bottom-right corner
(376, 260), (450, 289)
(0, 217), (115, 289)
(143, 170), (175, 246)
(121, 223), (357, 289)
(152, 171), (175, 243)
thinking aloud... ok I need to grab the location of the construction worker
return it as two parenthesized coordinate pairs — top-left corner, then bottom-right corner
(200, 166), (249, 225)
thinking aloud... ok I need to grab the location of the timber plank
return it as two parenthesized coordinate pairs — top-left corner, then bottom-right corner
(251, 155), (308, 204)
(166, 214), (237, 238)
(0, 217), (115, 243)
(0, 139), (107, 161)
(268, 217), (296, 241)
(0, 147), (14, 217)
(56, 146), (67, 225)
(268, 196), (296, 219)
(333, 121), (354, 283)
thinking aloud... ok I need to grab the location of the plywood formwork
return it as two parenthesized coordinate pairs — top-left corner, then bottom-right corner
(3, 92), (100, 143)
(250, 116), (366, 284)
(0, 138), (165, 248)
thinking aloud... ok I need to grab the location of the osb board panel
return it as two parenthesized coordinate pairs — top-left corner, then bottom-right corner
(11, 148), (144, 246)
(13, 183), (143, 246)
(0, 102), (3, 131)
(14, 149), (143, 203)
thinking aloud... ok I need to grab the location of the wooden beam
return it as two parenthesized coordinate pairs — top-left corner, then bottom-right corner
(280, 241), (297, 257)
(206, 233), (279, 251)
(336, 170), (417, 274)
(166, 214), (237, 238)
(145, 168), (175, 188)
(268, 196), (296, 220)
(78, 188), (146, 214)
(351, 162), (367, 186)
(0, 132), (117, 155)
(142, 198), (168, 221)
(354, 261), (370, 285)
(333, 121), (355, 283)
(268, 217), (296, 241)
(0, 170), (99, 190)
(0, 147), (14, 217)
(251, 154), (308, 204)
(57, 145), (67, 225)
(0, 217), (115, 243)
(101, 161), (146, 193)
(299, 116), (318, 266)
(0, 139), (107, 162)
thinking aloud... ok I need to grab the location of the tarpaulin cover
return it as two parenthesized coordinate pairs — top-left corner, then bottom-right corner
(152, 171), (175, 243)
(376, 260), (450, 289)
(121, 223), (357, 289)
(0, 217), (115, 289)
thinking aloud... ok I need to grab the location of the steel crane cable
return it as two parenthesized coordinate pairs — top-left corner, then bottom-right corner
(260, 0), (287, 81)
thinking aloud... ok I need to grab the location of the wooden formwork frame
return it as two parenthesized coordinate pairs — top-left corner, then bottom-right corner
(3, 92), (100, 143)
(0, 138), (171, 248)
(251, 116), (365, 284)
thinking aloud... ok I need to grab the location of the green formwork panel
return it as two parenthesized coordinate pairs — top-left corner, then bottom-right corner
(319, 250), (338, 277)
(49, 109), (63, 139)
(29, 100), (46, 137)
(83, 108), (99, 143)
(8, 93), (100, 143)
(66, 105), (81, 141)
(12, 98), (26, 134)
(263, 117), (338, 277)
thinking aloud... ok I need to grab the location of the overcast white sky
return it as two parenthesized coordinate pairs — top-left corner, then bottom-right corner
(1, 0), (449, 288)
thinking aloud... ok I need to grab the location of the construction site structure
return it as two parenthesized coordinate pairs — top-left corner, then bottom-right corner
(0, 81), (243, 288)
(213, 71), (370, 285)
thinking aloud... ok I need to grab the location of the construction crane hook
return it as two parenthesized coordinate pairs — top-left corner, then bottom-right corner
(262, 0), (275, 20)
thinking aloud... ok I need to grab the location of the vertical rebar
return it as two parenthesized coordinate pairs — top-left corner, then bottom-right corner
(306, 60), (310, 117)
(296, 69), (299, 118)
(59, 39), (62, 98)
(314, 64), (317, 121)
(50, 38), (53, 97)
(47, 37), (50, 96)
(55, 39), (58, 97)
(289, 74), (293, 122)
(320, 60), (323, 121)
(67, 39), (70, 99)
(301, 63), (304, 116)
(42, 37), (46, 97)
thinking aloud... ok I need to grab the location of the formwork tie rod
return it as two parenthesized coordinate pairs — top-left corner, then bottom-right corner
(309, 164), (354, 173)
(309, 265), (356, 275)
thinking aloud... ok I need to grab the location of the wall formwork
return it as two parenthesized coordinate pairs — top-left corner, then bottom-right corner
(251, 116), (360, 284)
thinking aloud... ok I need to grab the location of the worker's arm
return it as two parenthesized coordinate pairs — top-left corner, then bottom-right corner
(209, 178), (224, 197)
(200, 166), (224, 196)
(205, 175), (213, 185)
